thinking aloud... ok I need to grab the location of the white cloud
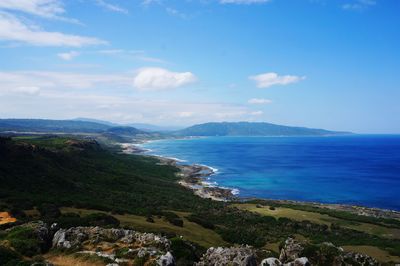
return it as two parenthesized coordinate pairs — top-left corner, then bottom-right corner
(178, 111), (193, 118)
(220, 0), (271, 4)
(133, 67), (197, 91)
(250, 111), (263, 116)
(0, 70), (269, 125)
(0, 71), (132, 93)
(142, 0), (161, 6)
(0, 69), (195, 93)
(95, 0), (128, 14)
(57, 51), (79, 60)
(165, 7), (187, 19)
(249, 72), (305, 88)
(0, 91), (261, 125)
(342, 0), (376, 10)
(96, 49), (166, 63)
(11, 86), (41, 96)
(0, 12), (106, 47)
(0, 0), (79, 24)
(248, 98), (272, 104)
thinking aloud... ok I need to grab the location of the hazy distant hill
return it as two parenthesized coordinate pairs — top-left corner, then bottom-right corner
(73, 117), (120, 127)
(128, 123), (183, 132)
(175, 122), (349, 136)
(74, 118), (182, 132)
(106, 126), (145, 136)
(0, 119), (147, 139)
(0, 119), (111, 133)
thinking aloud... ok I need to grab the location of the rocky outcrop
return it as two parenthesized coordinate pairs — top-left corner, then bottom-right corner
(342, 251), (379, 265)
(279, 238), (304, 263)
(261, 257), (282, 266)
(158, 251), (176, 266)
(260, 256), (309, 266)
(195, 245), (257, 266)
(200, 237), (379, 266)
(52, 226), (174, 266)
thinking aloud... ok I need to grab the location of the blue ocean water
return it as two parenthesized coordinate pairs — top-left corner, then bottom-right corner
(142, 135), (400, 210)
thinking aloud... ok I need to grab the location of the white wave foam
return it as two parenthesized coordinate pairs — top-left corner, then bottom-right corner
(152, 154), (187, 163)
(203, 181), (218, 187)
(197, 164), (219, 174)
(231, 188), (240, 195)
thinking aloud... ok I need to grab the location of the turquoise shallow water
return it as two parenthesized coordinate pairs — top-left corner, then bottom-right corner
(142, 135), (400, 210)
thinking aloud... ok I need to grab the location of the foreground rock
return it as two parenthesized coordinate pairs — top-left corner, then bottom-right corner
(198, 237), (379, 266)
(52, 226), (175, 265)
(195, 245), (257, 266)
(262, 238), (378, 266)
(279, 238), (304, 263)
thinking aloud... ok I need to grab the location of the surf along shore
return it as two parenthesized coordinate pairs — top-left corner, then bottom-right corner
(120, 142), (236, 202)
(119, 142), (400, 220)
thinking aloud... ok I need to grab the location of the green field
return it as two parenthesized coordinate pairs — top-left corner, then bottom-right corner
(233, 203), (400, 263)
(60, 207), (226, 248)
(233, 203), (400, 239)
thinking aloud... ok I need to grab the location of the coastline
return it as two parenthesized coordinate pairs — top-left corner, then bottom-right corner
(119, 141), (400, 220)
(120, 142), (237, 202)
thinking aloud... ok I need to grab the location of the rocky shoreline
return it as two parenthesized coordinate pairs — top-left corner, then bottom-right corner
(120, 142), (237, 201)
(120, 142), (400, 220)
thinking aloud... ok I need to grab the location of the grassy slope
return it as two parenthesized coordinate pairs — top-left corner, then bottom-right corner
(60, 207), (226, 248)
(233, 203), (400, 239)
(0, 136), (219, 215)
(234, 203), (400, 263)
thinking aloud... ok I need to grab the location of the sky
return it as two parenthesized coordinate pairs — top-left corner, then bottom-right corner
(0, 0), (399, 133)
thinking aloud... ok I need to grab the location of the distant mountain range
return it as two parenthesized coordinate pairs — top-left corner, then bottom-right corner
(0, 119), (350, 137)
(174, 122), (350, 136)
(0, 119), (111, 133)
(74, 118), (181, 132)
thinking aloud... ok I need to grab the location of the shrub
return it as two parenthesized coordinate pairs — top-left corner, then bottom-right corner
(162, 212), (183, 227)
(169, 218), (184, 227)
(5, 227), (44, 257)
(146, 216), (155, 223)
(187, 215), (215, 229)
(0, 246), (22, 265)
(84, 213), (120, 227)
(38, 203), (61, 219)
(170, 237), (205, 266)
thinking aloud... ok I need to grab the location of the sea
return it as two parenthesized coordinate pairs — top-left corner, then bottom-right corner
(141, 135), (400, 211)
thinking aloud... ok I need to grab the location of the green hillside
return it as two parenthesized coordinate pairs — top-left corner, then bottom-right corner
(176, 122), (349, 136)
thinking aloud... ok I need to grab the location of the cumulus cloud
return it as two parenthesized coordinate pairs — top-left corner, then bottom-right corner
(57, 51), (79, 60)
(0, 12), (106, 47)
(133, 67), (197, 91)
(248, 98), (272, 104)
(220, 0), (271, 4)
(249, 72), (305, 88)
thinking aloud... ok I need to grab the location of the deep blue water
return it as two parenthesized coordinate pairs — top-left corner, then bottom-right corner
(142, 135), (400, 210)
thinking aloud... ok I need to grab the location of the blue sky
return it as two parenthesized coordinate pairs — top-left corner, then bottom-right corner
(0, 0), (399, 133)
